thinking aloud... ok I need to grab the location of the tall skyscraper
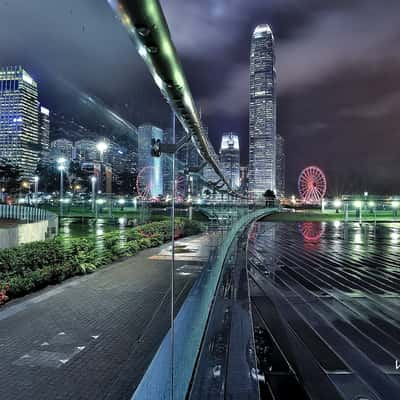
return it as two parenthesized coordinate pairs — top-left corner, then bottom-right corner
(73, 139), (97, 161)
(249, 25), (277, 197)
(49, 138), (74, 160)
(0, 66), (40, 178)
(138, 124), (163, 197)
(38, 106), (50, 160)
(276, 135), (285, 198)
(220, 132), (240, 189)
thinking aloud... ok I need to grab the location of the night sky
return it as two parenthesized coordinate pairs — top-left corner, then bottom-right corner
(1, 0), (400, 194)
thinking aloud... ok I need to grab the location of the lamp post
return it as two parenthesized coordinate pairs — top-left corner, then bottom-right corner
(96, 140), (108, 193)
(33, 176), (39, 207)
(368, 201), (376, 224)
(57, 158), (66, 217)
(118, 198), (125, 211)
(354, 200), (362, 224)
(91, 176), (97, 213)
(392, 201), (399, 218)
(333, 198), (342, 214)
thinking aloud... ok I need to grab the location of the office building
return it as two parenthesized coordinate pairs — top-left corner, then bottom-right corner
(138, 124), (163, 198)
(38, 106), (50, 160)
(220, 132), (240, 189)
(49, 138), (74, 160)
(249, 25), (277, 197)
(276, 135), (285, 197)
(0, 66), (40, 178)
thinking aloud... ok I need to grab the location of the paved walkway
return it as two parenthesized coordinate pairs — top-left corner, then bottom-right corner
(0, 235), (209, 400)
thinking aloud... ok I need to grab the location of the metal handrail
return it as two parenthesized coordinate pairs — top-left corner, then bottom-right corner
(107, 0), (244, 197)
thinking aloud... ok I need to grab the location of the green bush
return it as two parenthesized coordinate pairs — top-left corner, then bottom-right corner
(0, 218), (204, 303)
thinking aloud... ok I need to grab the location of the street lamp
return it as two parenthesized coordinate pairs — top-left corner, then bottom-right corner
(96, 140), (108, 193)
(354, 200), (362, 224)
(333, 198), (341, 213)
(57, 158), (66, 217)
(392, 201), (399, 217)
(91, 176), (97, 212)
(118, 198), (125, 211)
(33, 176), (39, 207)
(96, 140), (108, 162)
(96, 198), (105, 219)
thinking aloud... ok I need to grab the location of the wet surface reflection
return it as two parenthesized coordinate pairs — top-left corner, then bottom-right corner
(248, 221), (400, 400)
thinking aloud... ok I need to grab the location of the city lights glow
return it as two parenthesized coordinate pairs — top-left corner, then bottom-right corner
(96, 141), (108, 154)
(392, 201), (399, 209)
(353, 200), (362, 208)
(333, 199), (342, 208)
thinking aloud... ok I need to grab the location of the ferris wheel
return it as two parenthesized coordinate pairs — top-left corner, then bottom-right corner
(298, 166), (327, 203)
(136, 166), (154, 199)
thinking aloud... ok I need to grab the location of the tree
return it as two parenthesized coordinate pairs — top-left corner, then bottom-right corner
(113, 169), (136, 195)
(263, 189), (276, 208)
(203, 188), (211, 198)
(68, 161), (89, 191)
(35, 160), (68, 193)
(0, 162), (21, 194)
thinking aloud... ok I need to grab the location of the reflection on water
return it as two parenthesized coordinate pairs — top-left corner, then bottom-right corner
(248, 221), (400, 398)
(298, 222), (325, 243)
(59, 218), (129, 251)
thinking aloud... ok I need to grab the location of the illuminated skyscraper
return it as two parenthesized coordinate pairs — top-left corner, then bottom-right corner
(276, 134), (285, 197)
(249, 25), (276, 197)
(38, 106), (50, 159)
(220, 132), (240, 189)
(50, 138), (74, 160)
(0, 66), (40, 177)
(138, 124), (163, 197)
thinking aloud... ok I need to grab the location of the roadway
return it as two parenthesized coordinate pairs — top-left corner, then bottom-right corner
(0, 235), (209, 400)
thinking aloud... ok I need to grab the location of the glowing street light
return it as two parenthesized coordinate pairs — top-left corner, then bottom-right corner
(333, 199), (342, 208)
(368, 201), (375, 208)
(392, 201), (399, 217)
(333, 199), (341, 214)
(91, 176), (97, 212)
(57, 158), (66, 217)
(118, 198), (126, 210)
(96, 141), (108, 161)
(96, 140), (108, 193)
(33, 176), (39, 207)
(354, 200), (362, 224)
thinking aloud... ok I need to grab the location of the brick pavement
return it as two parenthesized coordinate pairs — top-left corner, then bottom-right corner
(0, 236), (209, 400)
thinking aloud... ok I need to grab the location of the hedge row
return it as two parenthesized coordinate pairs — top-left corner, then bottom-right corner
(0, 219), (203, 304)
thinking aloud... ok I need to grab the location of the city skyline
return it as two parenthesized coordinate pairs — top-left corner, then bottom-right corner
(1, 1), (399, 193)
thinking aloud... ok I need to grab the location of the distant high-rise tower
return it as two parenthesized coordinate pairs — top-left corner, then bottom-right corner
(0, 66), (40, 178)
(138, 124), (163, 197)
(39, 106), (50, 160)
(249, 25), (277, 197)
(276, 135), (285, 197)
(220, 132), (240, 189)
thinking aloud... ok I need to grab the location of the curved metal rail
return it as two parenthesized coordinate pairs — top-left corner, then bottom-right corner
(107, 0), (242, 197)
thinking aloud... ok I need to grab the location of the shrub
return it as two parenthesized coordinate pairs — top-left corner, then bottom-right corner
(0, 218), (203, 304)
